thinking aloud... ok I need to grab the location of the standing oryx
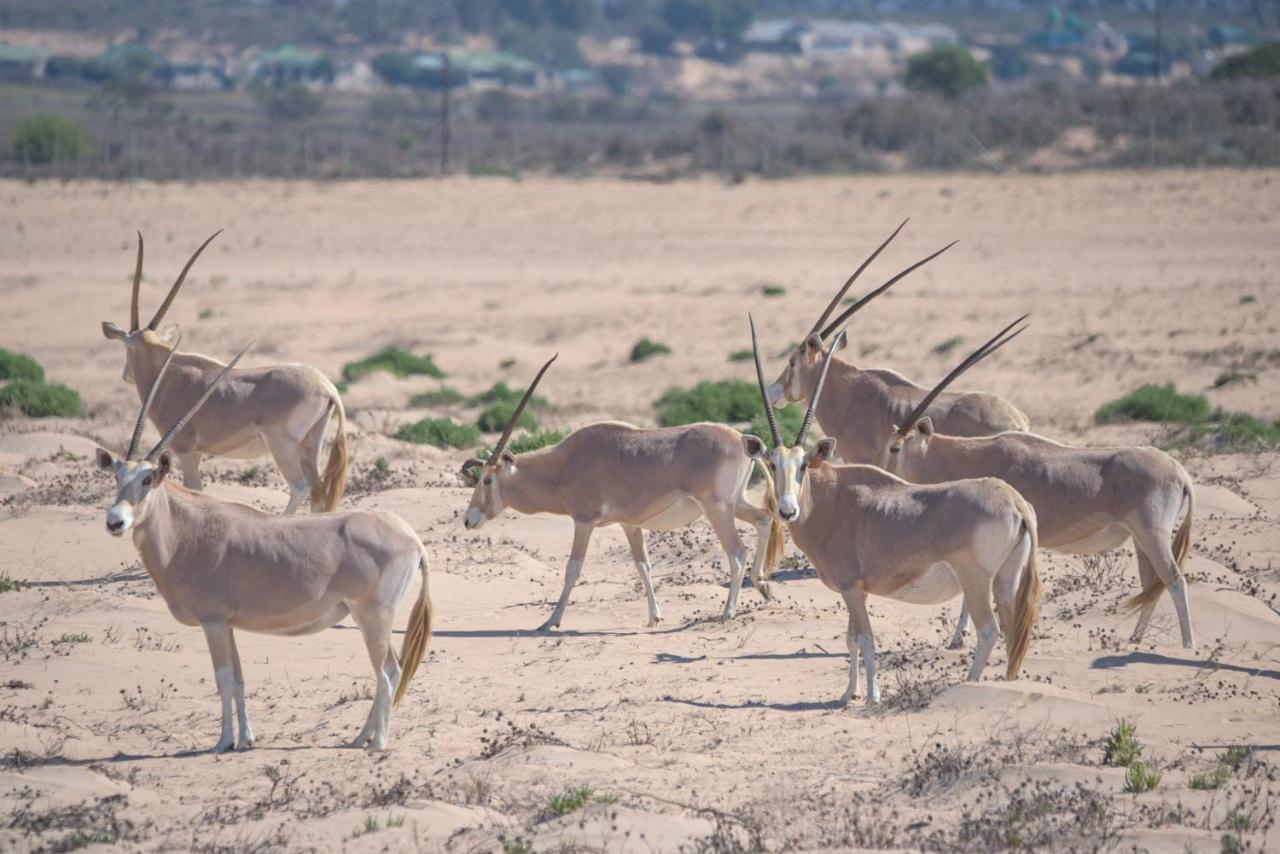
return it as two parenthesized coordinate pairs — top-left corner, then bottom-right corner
(765, 221), (1030, 464)
(96, 342), (433, 752)
(461, 356), (783, 631)
(101, 231), (348, 513)
(744, 317), (1041, 704)
(880, 323), (1197, 650)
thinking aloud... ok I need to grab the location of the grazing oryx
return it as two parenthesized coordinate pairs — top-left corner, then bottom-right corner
(101, 232), (348, 513)
(461, 356), (783, 631)
(745, 317), (1041, 704)
(96, 343), (433, 752)
(766, 220), (1030, 464)
(880, 323), (1197, 650)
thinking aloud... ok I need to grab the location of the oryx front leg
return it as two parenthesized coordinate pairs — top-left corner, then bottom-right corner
(539, 523), (593, 632)
(228, 629), (255, 750)
(700, 500), (749, 620)
(622, 525), (661, 627)
(200, 621), (238, 754)
(841, 588), (879, 706)
(734, 502), (774, 602)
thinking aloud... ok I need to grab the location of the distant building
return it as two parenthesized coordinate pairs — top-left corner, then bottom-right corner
(255, 45), (334, 86)
(744, 19), (957, 57)
(0, 44), (46, 81)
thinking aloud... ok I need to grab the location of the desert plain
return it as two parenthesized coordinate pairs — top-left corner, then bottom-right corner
(0, 169), (1278, 851)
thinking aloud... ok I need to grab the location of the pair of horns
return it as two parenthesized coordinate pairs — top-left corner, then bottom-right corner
(126, 338), (251, 462)
(750, 313), (844, 449)
(129, 230), (223, 333)
(895, 315), (1029, 438)
(807, 219), (956, 343)
(462, 353), (558, 476)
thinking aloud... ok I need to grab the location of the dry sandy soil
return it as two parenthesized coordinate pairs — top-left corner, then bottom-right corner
(1, 170), (1279, 852)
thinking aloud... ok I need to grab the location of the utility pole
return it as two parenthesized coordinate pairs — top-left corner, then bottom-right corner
(440, 52), (451, 175)
(1153, 0), (1163, 84)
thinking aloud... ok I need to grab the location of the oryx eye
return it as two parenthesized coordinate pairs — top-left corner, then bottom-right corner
(483, 477), (492, 486)
(142, 476), (153, 486)
(889, 447), (899, 454)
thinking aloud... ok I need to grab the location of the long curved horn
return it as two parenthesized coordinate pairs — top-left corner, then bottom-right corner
(795, 329), (844, 447)
(819, 240), (957, 341)
(146, 230), (223, 331)
(145, 341), (251, 462)
(490, 354), (557, 461)
(130, 231), (144, 332)
(808, 219), (908, 338)
(896, 315), (1028, 438)
(126, 334), (181, 460)
(749, 314), (782, 448)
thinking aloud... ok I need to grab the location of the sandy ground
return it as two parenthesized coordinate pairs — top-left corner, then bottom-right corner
(1, 170), (1279, 852)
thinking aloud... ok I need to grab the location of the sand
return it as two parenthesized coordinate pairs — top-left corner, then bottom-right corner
(1, 170), (1278, 851)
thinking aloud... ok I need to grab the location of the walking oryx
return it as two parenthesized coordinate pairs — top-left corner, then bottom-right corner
(96, 343), (433, 752)
(744, 317), (1041, 704)
(461, 356), (784, 631)
(765, 221), (1030, 464)
(101, 232), (348, 513)
(880, 323), (1197, 650)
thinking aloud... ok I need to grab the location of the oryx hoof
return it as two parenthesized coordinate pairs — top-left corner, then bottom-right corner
(235, 738), (256, 752)
(212, 737), (235, 754)
(719, 608), (736, 622)
(838, 691), (857, 707)
(755, 581), (773, 601)
(646, 615), (663, 628)
(946, 635), (966, 650)
(535, 619), (560, 633)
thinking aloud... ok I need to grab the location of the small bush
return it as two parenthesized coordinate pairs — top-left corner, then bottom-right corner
(1124, 760), (1160, 793)
(394, 417), (479, 449)
(410, 386), (465, 407)
(655, 379), (760, 427)
(630, 338), (672, 363)
(1211, 41), (1280, 81)
(1223, 746), (1254, 771)
(1103, 719), (1141, 768)
(728, 349), (753, 362)
(905, 45), (989, 98)
(748, 404), (804, 445)
(467, 382), (549, 410)
(545, 784), (615, 817)
(1213, 369), (1256, 388)
(1189, 766), (1230, 790)
(761, 284), (787, 298)
(0, 380), (82, 418)
(342, 347), (444, 383)
(1095, 384), (1210, 425)
(0, 350), (43, 382)
(11, 113), (95, 164)
(931, 336), (964, 356)
(0, 575), (23, 594)
(477, 401), (537, 433)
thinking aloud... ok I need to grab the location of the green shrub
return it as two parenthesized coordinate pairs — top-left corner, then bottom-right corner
(1095, 384), (1210, 424)
(630, 338), (672, 363)
(761, 284), (787, 297)
(0, 349), (43, 382)
(545, 785), (615, 817)
(11, 113), (95, 164)
(394, 417), (478, 448)
(1103, 719), (1141, 767)
(1223, 746), (1254, 771)
(748, 404), (804, 444)
(477, 428), (568, 463)
(1189, 766), (1230, 790)
(477, 401), (537, 433)
(1211, 41), (1280, 81)
(0, 575), (22, 594)
(905, 45), (989, 98)
(931, 336), (964, 356)
(1124, 760), (1160, 793)
(1174, 411), (1280, 452)
(410, 386), (464, 407)
(342, 347), (444, 383)
(467, 382), (549, 410)
(0, 379), (82, 418)
(655, 379), (760, 427)
(728, 349), (753, 362)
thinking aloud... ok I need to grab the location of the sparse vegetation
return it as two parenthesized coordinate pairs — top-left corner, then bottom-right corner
(1211, 41), (1280, 81)
(761, 284), (786, 297)
(748, 404), (803, 445)
(1214, 369), (1257, 388)
(1103, 719), (1142, 768)
(374, 456), (390, 474)
(0, 379), (83, 417)
(1189, 766), (1231, 790)
(0, 349), (43, 382)
(1096, 383), (1280, 452)
(655, 379), (759, 427)
(342, 347), (444, 383)
(0, 575), (23, 594)
(394, 416), (479, 448)
(630, 338), (672, 363)
(410, 386), (465, 407)
(476, 401), (538, 433)
(545, 784), (615, 817)
(905, 44), (989, 98)
(1095, 384), (1210, 424)
(728, 349), (753, 362)
(931, 336), (964, 356)
(1124, 760), (1161, 793)
(11, 113), (95, 164)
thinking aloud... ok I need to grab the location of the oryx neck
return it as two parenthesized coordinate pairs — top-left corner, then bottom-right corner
(130, 483), (180, 591)
(501, 451), (566, 516)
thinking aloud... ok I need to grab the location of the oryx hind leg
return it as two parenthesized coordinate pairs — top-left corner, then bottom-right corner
(622, 525), (661, 627)
(347, 604), (396, 750)
(266, 434), (311, 515)
(1129, 545), (1160, 644)
(956, 572), (1000, 682)
(947, 602), (970, 650)
(992, 533), (1030, 644)
(1130, 523), (1195, 650)
(734, 501), (774, 602)
(698, 499), (749, 621)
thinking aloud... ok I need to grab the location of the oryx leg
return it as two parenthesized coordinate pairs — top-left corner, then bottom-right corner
(1130, 525), (1195, 650)
(840, 588), (879, 706)
(1129, 546), (1160, 644)
(177, 450), (203, 491)
(947, 601), (970, 650)
(228, 629), (255, 750)
(348, 604), (396, 750)
(539, 522), (593, 632)
(698, 499), (750, 620)
(958, 573), (999, 682)
(200, 621), (238, 754)
(734, 501), (774, 601)
(299, 408), (331, 513)
(621, 525), (661, 627)
(267, 435), (311, 516)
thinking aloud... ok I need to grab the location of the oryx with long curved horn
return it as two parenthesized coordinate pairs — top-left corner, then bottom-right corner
(461, 356), (784, 630)
(879, 321), (1197, 651)
(95, 343), (433, 752)
(744, 318), (1041, 704)
(101, 231), (349, 513)
(765, 221), (1030, 465)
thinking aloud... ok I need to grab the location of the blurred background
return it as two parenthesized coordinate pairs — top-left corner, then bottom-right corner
(0, 0), (1276, 182)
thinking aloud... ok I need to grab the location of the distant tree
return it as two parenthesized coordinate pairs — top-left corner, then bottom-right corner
(990, 44), (1030, 81)
(11, 113), (95, 164)
(373, 51), (419, 87)
(254, 84), (324, 122)
(637, 19), (677, 55)
(662, 0), (754, 43)
(1211, 41), (1280, 81)
(904, 45), (989, 98)
(599, 63), (633, 96)
(546, 0), (595, 31)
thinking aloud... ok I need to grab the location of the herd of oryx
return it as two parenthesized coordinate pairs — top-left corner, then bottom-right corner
(90, 222), (1196, 752)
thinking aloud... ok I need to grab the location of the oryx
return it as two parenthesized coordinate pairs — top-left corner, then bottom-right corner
(880, 322), (1197, 650)
(96, 342), (433, 751)
(766, 221), (1029, 465)
(744, 317), (1041, 704)
(101, 231), (348, 513)
(461, 356), (784, 630)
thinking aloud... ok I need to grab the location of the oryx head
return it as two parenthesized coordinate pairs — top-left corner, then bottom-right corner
(101, 231), (222, 382)
(879, 316), (1028, 473)
(744, 315), (843, 524)
(461, 354), (557, 530)
(768, 220), (955, 408)
(97, 338), (248, 537)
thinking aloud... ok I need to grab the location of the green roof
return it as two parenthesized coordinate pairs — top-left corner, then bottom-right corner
(0, 43), (46, 63)
(258, 44), (323, 68)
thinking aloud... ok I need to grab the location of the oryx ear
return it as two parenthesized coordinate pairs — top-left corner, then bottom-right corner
(830, 334), (848, 353)
(808, 437), (837, 468)
(915, 416), (934, 437)
(499, 450), (516, 467)
(102, 321), (127, 341)
(742, 435), (768, 460)
(802, 333), (825, 362)
(155, 452), (172, 480)
(96, 448), (115, 470)
(156, 323), (180, 345)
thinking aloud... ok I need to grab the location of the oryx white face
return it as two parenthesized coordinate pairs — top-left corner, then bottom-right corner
(743, 435), (837, 524)
(769, 333), (845, 408)
(463, 452), (515, 530)
(96, 449), (171, 536)
(879, 417), (933, 476)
